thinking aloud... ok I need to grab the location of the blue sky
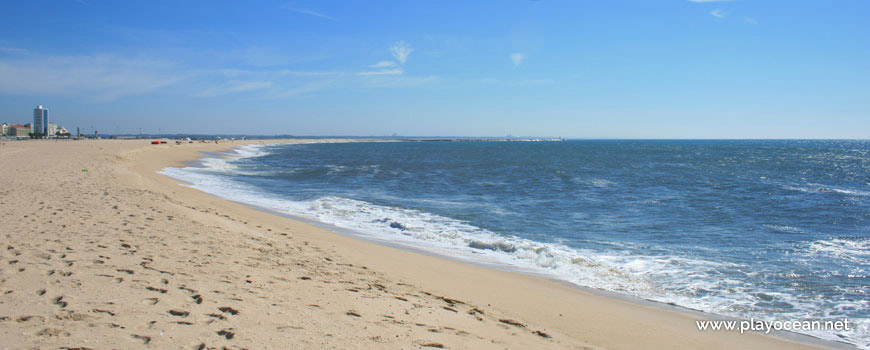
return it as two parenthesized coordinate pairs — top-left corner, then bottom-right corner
(0, 0), (867, 138)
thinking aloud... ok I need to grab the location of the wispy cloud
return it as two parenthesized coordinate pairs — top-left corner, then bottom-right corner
(390, 41), (413, 65)
(0, 54), (184, 101)
(510, 52), (525, 66)
(195, 80), (272, 98)
(359, 42), (412, 75)
(201, 68), (340, 78)
(284, 7), (336, 21)
(231, 46), (333, 67)
(688, 0), (733, 20)
(0, 47), (29, 55)
(368, 60), (397, 69)
(744, 17), (758, 24)
(208, 68), (249, 77)
(358, 68), (404, 76)
(358, 75), (440, 88)
(262, 79), (338, 99)
(194, 68), (343, 99)
(279, 70), (343, 77)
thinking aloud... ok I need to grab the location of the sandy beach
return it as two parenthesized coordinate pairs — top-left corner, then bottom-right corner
(0, 139), (840, 349)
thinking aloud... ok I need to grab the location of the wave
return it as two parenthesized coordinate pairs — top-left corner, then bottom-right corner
(159, 144), (870, 348)
(762, 224), (808, 235)
(571, 177), (616, 187)
(804, 238), (870, 265)
(191, 144), (271, 174)
(782, 183), (870, 197)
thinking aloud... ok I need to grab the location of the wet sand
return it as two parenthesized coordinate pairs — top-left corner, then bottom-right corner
(0, 139), (837, 349)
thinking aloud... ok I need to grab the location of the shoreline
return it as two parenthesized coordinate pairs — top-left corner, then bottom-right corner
(245, 199), (857, 349)
(202, 142), (862, 349)
(0, 139), (852, 349)
(153, 140), (853, 349)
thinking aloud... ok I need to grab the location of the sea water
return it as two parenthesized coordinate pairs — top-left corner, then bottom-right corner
(161, 140), (870, 347)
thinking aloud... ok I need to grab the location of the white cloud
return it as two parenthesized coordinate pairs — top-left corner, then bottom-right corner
(744, 17), (758, 24)
(0, 54), (183, 101)
(0, 47), (28, 55)
(278, 70), (343, 77)
(284, 7), (336, 21)
(688, 0), (732, 2)
(358, 68), (404, 76)
(195, 80), (272, 98)
(262, 79), (338, 99)
(510, 52), (525, 66)
(224, 80), (271, 92)
(359, 75), (440, 88)
(208, 68), (249, 77)
(711, 9), (728, 18)
(359, 42), (412, 75)
(390, 41), (413, 65)
(199, 69), (340, 78)
(368, 60), (397, 68)
(195, 68), (342, 99)
(233, 46), (332, 67)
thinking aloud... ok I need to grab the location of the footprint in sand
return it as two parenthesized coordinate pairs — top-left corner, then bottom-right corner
(218, 306), (238, 316)
(168, 310), (190, 317)
(131, 334), (151, 344)
(53, 296), (68, 308)
(216, 329), (235, 339)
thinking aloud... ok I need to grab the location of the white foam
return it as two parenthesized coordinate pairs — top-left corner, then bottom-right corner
(233, 144), (270, 158)
(181, 144), (271, 174)
(804, 238), (870, 265)
(159, 145), (870, 348)
(762, 224), (808, 234)
(783, 183), (870, 197)
(572, 177), (616, 187)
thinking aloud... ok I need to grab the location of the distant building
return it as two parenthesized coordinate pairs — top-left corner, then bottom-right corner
(33, 105), (49, 136)
(0, 123), (7, 135)
(48, 122), (58, 136)
(8, 124), (31, 137)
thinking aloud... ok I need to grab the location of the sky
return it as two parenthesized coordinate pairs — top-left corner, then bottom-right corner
(0, 0), (868, 138)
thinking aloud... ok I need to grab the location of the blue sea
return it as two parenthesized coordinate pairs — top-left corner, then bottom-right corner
(162, 140), (870, 347)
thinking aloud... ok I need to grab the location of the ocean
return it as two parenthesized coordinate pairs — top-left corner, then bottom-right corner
(161, 140), (869, 347)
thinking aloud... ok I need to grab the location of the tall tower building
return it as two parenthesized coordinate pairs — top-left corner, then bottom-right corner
(33, 105), (49, 136)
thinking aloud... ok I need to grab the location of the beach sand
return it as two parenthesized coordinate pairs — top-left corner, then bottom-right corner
(0, 139), (836, 349)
